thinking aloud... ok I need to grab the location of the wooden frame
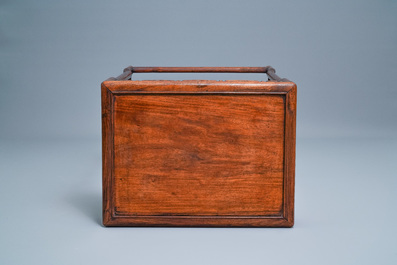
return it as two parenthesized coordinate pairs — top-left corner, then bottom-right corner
(102, 67), (296, 227)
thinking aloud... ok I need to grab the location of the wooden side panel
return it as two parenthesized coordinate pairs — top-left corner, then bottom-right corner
(113, 95), (285, 216)
(283, 84), (296, 226)
(101, 83), (113, 225)
(102, 80), (296, 227)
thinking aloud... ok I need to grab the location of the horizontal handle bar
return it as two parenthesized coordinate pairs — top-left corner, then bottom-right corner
(129, 66), (270, 73)
(107, 66), (288, 81)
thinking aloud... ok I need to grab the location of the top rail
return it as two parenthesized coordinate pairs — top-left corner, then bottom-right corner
(106, 66), (288, 81)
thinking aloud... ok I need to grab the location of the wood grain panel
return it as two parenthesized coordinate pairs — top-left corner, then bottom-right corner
(102, 79), (296, 227)
(113, 95), (284, 216)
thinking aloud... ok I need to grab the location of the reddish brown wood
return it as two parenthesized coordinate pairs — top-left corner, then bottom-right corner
(102, 67), (296, 227)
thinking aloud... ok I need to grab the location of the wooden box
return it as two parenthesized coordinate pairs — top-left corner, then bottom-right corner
(102, 66), (296, 227)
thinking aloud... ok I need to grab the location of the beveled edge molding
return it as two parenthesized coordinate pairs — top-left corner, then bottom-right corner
(102, 81), (296, 227)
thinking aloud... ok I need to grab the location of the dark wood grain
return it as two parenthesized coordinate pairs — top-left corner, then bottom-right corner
(102, 72), (296, 227)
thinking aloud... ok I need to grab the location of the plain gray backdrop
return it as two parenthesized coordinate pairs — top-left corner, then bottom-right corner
(1, 0), (396, 264)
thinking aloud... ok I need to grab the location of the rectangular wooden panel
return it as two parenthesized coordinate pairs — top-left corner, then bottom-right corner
(114, 94), (284, 216)
(102, 78), (296, 227)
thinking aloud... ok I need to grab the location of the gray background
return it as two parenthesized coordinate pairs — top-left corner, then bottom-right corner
(1, 0), (396, 264)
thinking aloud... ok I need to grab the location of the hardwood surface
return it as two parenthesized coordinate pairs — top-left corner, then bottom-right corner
(114, 94), (284, 216)
(102, 69), (296, 227)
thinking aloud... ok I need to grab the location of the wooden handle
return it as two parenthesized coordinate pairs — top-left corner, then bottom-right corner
(128, 66), (270, 73)
(107, 66), (287, 81)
